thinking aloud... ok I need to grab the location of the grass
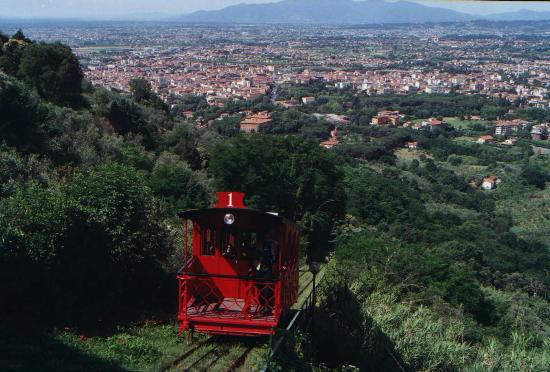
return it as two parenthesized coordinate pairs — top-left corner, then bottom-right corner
(1, 320), (270, 371)
(52, 322), (191, 371)
(394, 148), (431, 161)
(496, 185), (550, 245)
(443, 117), (492, 130)
(448, 162), (489, 179)
(453, 136), (478, 143)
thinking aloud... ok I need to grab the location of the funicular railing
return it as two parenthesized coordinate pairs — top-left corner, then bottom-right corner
(178, 272), (281, 323)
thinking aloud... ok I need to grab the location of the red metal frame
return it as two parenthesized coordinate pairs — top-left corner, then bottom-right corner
(177, 192), (299, 336)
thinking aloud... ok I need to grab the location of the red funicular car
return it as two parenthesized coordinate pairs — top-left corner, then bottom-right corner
(177, 192), (300, 336)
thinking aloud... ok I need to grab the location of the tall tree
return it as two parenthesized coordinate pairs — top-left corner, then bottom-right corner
(209, 135), (346, 256)
(18, 42), (83, 106)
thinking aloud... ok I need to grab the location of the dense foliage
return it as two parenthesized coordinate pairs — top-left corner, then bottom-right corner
(0, 164), (170, 323)
(209, 135), (346, 256)
(18, 42), (83, 106)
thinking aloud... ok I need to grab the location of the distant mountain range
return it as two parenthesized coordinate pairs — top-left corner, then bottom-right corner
(486, 9), (550, 22)
(175, 0), (550, 25)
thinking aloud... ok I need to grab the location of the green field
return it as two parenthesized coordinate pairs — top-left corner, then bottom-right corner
(443, 117), (492, 130)
(497, 186), (550, 244)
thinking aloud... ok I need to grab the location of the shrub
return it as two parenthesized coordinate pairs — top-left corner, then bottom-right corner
(0, 163), (170, 324)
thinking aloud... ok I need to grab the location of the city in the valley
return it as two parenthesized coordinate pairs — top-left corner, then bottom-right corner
(5, 20), (550, 143)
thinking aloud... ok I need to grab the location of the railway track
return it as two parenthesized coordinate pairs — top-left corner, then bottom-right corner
(159, 337), (255, 372)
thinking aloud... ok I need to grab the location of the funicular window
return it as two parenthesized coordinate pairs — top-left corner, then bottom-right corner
(256, 238), (279, 277)
(201, 227), (216, 256)
(240, 232), (257, 261)
(218, 230), (259, 262)
(220, 230), (237, 259)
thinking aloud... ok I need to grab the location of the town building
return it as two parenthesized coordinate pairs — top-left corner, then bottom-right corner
(494, 119), (530, 137)
(320, 130), (339, 149)
(477, 135), (494, 144)
(421, 118), (445, 130)
(240, 111), (272, 133)
(482, 176), (501, 191)
(531, 125), (549, 141)
(372, 110), (401, 126)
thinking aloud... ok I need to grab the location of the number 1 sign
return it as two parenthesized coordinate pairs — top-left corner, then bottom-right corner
(214, 191), (247, 209)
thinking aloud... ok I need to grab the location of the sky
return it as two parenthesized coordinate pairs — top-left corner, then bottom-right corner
(2, 0), (550, 19)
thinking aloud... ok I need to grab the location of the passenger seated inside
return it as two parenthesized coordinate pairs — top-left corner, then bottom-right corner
(222, 243), (237, 263)
(255, 241), (274, 279)
(239, 241), (249, 260)
(207, 241), (215, 255)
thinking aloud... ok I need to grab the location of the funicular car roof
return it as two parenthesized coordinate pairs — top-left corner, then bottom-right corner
(178, 208), (292, 225)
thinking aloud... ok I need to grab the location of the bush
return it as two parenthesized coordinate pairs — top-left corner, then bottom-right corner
(150, 152), (210, 214)
(520, 166), (548, 190)
(0, 75), (47, 152)
(0, 163), (170, 324)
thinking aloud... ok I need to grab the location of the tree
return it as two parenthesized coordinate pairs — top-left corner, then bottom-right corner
(150, 153), (210, 214)
(129, 77), (152, 102)
(18, 42), (83, 105)
(520, 166), (548, 190)
(12, 29), (31, 43)
(345, 165), (427, 228)
(43, 107), (100, 166)
(481, 105), (507, 120)
(209, 135), (346, 254)
(0, 38), (29, 75)
(105, 95), (157, 146)
(129, 77), (169, 113)
(0, 76), (47, 152)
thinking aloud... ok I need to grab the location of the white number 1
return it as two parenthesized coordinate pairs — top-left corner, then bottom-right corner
(228, 193), (233, 207)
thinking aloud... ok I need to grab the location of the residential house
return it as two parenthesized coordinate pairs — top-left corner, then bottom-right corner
(422, 118), (445, 130)
(320, 130), (340, 149)
(482, 176), (501, 191)
(531, 125), (549, 141)
(477, 135), (494, 144)
(240, 111), (272, 133)
(494, 119), (530, 137)
(372, 110), (401, 126)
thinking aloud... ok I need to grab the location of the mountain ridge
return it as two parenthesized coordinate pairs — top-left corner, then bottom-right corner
(176, 0), (473, 24)
(175, 0), (550, 25)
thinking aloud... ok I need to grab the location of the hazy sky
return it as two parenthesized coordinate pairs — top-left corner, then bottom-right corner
(2, 0), (550, 19)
